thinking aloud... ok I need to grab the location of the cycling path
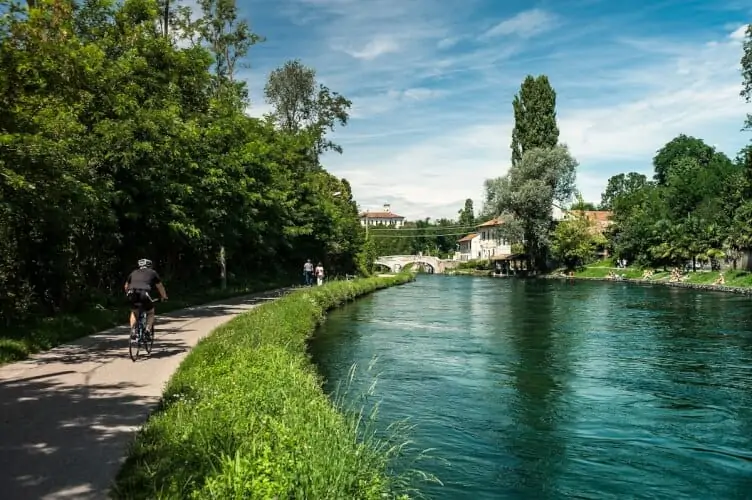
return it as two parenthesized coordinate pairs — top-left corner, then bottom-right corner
(0, 287), (294, 500)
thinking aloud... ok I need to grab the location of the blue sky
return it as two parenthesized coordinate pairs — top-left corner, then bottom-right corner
(224, 0), (750, 220)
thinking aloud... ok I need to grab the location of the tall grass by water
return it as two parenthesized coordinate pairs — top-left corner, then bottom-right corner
(112, 273), (415, 499)
(0, 279), (290, 366)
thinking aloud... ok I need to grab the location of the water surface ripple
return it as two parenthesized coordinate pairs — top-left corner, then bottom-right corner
(309, 276), (752, 499)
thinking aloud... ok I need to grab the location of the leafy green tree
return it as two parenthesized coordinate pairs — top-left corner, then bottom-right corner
(510, 75), (559, 167)
(652, 134), (716, 185)
(741, 24), (752, 130)
(600, 172), (648, 210)
(264, 59), (352, 156)
(552, 202), (605, 269)
(0, 0), (367, 326)
(458, 198), (475, 228)
(488, 145), (578, 270)
(569, 200), (597, 211)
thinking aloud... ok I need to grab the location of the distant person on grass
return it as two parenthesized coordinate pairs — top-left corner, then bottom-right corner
(315, 262), (325, 286)
(303, 259), (314, 286)
(124, 258), (168, 340)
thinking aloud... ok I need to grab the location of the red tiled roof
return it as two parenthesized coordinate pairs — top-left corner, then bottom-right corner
(457, 233), (478, 243)
(477, 217), (505, 228)
(567, 210), (613, 223)
(359, 211), (405, 219)
(565, 210), (613, 234)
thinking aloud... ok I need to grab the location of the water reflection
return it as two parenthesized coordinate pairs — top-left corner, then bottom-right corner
(310, 276), (752, 499)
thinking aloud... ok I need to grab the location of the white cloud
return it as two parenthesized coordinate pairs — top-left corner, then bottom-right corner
(246, 101), (274, 118)
(437, 36), (461, 49)
(341, 36), (400, 60)
(729, 24), (748, 41)
(483, 9), (557, 38)
(321, 25), (750, 220)
(249, 3), (750, 220)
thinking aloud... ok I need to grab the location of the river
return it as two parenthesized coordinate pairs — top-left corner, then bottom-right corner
(308, 275), (752, 500)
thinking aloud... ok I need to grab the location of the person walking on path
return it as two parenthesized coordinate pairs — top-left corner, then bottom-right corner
(315, 262), (325, 286)
(303, 259), (314, 286)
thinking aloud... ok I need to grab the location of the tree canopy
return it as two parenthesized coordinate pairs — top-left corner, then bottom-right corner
(510, 75), (559, 167)
(0, 0), (365, 324)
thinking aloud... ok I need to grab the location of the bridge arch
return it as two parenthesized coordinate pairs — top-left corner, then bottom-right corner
(374, 255), (444, 273)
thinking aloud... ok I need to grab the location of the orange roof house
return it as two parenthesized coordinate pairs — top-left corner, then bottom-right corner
(564, 210), (613, 234)
(457, 233), (478, 243)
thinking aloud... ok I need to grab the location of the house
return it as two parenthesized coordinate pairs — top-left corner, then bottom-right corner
(454, 217), (514, 261)
(563, 210), (613, 235)
(476, 217), (513, 259)
(359, 203), (405, 228)
(562, 209), (614, 258)
(456, 233), (480, 261)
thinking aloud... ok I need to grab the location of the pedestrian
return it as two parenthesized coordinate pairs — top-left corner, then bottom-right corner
(315, 262), (325, 286)
(303, 259), (314, 286)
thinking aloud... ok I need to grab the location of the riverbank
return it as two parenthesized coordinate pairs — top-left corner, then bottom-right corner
(0, 279), (293, 366)
(446, 269), (493, 277)
(545, 263), (752, 294)
(112, 274), (414, 499)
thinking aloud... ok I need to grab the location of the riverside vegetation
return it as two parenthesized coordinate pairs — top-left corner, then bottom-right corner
(113, 274), (414, 499)
(0, 0), (372, 362)
(475, 25), (752, 278)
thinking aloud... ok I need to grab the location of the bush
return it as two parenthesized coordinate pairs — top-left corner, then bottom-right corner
(113, 274), (414, 499)
(456, 259), (491, 270)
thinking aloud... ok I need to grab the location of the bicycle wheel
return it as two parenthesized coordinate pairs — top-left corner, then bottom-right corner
(145, 320), (154, 354)
(129, 312), (143, 362)
(129, 330), (140, 361)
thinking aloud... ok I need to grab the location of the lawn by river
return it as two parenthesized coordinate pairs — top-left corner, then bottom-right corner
(570, 260), (752, 288)
(309, 275), (752, 500)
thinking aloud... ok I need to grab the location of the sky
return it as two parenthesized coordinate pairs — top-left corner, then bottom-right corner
(223, 0), (751, 220)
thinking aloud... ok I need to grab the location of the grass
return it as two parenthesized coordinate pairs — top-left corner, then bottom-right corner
(574, 266), (644, 279)
(112, 273), (416, 500)
(563, 261), (752, 289)
(0, 279), (290, 366)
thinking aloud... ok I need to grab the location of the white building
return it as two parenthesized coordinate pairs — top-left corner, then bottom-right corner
(455, 217), (514, 261)
(359, 203), (405, 228)
(456, 233), (481, 261)
(476, 217), (513, 259)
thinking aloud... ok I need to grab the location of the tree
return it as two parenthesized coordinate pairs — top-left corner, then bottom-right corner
(600, 172), (648, 211)
(196, 0), (261, 83)
(741, 24), (752, 130)
(551, 200), (605, 269)
(652, 134), (715, 185)
(0, 0), (368, 328)
(487, 145), (578, 270)
(569, 200), (597, 211)
(458, 198), (475, 227)
(510, 75), (559, 167)
(264, 59), (352, 156)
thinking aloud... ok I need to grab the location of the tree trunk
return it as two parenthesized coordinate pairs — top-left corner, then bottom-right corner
(219, 245), (226, 290)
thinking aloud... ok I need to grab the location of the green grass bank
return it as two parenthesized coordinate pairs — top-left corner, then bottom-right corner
(549, 260), (752, 293)
(113, 273), (415, 500)
(0, 280), (291, 366)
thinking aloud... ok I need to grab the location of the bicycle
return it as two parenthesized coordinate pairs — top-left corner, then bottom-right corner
(129, 294), (161, 362)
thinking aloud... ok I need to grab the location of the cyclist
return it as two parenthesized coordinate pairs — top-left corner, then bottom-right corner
(124, 258), (168, 340)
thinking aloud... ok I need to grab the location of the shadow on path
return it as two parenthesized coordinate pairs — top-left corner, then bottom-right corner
(0, 373), (154, 499)
(0, 286), (293, 499)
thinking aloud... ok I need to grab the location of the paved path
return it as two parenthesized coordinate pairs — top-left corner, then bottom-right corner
(0, 287), (292, 500)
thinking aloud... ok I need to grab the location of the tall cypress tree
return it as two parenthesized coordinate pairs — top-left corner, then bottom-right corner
(510, 75), (559, 166)
(741, 24), (752, 130)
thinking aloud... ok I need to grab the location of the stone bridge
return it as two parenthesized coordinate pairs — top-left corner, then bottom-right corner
(374, 255), (459, 274)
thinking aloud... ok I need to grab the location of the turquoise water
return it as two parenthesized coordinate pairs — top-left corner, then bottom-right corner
(308, 276), (752, 499)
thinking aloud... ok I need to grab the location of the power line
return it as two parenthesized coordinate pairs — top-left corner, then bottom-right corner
(366, 223), (488, 232)
(369, 231), (481, 238)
